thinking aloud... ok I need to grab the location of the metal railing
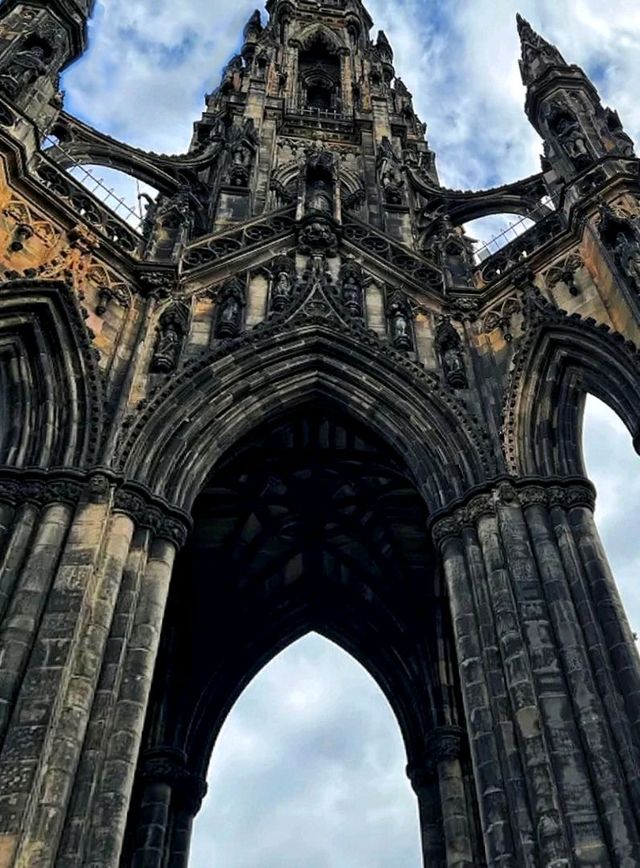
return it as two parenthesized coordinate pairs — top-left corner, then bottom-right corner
(472, 195), (559, 263)
(42, 135), (145, 230)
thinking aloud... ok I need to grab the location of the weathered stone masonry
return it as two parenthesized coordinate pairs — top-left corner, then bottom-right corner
(0, 0), (639, 865)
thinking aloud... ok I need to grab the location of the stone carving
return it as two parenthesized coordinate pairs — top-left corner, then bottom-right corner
(436, 316), (467, 389)
(604, 107), (635, 157)
(482, 295), (522, 342)
(298, 217), (339, 256)
(339, 257), (364, 319)
(614, 233), (640, 289)
(152, 303), (190, 373)
(215, 277), (246, 338)
(598, 204), (640, 291)
(548, 105), (592, 169)
(377, 137), (405, 205)
(0, 40), (49, 97)
(269, 255), (296, 313)
(225, 119), (259, 187)
(386, 290), (413, 351)
(517, 14), (565, 84)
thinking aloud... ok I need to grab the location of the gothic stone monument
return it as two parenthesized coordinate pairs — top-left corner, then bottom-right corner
(0, 0), (638, 865)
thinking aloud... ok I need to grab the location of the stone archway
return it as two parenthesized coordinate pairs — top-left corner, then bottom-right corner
(120, 407), (483, 868)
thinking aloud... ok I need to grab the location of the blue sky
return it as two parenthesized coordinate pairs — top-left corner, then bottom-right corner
(61, 2), (640, 866)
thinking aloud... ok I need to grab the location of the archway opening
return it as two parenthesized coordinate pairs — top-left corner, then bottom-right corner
(191, 633), (423, 868)
(123, 406), (481, 867)
(583, 395), (640, 634)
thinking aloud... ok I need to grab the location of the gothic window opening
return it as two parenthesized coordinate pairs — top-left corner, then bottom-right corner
(298, 34), (342, 115)
(191, 633), (424, 868)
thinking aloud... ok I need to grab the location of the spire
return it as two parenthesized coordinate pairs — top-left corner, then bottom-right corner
(516, 13), (566, 86)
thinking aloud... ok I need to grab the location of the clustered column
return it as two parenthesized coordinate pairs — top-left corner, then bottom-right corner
(433, 478), (640, 868)
(408, 726), (474, 868)
(0, 472), (190, 868)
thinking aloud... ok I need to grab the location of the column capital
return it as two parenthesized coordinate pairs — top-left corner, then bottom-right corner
(431, 475), (595, 547)
(407, 726), (467, 790)
(141, 748), (208, 816)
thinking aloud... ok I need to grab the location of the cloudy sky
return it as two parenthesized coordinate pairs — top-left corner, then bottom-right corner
(61, 2), (640, 865)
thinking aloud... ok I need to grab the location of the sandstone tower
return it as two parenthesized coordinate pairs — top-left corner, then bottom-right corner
(0, 0), (639, 865)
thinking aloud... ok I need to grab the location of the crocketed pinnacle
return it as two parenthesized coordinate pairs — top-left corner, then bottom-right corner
(516, 12), (566, 85)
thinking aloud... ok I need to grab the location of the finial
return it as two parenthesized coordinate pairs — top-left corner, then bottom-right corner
(516, 13), (566, 86)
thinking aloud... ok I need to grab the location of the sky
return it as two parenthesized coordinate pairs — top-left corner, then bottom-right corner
(60, 2), (640, 866)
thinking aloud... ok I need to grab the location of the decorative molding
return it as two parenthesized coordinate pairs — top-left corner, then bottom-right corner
(430, 476), (596, 547)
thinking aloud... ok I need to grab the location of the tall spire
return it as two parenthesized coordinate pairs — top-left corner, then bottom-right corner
(516, 13), (566, 85)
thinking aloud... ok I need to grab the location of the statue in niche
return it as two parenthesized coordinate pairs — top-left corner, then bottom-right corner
(152, 305), (189, 374)
(215, 278), (246, 338)
(307, 178), (333, 214)
(436, 317), (467, 389)
(226, 119), (258, 187)
(605, 108), (635, 157)
(386, 292), (413, 351)
(553, 111), (591, 167)
(270, 256), (295, 312)
(615, 232), (640, 289)
(339, 259), (364, 318)
(378, 137), (405, 205)
(1, 42), (49, 96)
(221, 55), (243, 94)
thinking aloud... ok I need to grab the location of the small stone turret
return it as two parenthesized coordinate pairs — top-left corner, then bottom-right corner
(0, 0), (95, 128)
(518, 13), (636, 186)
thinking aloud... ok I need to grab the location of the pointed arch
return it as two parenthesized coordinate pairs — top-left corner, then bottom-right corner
(0, 279), (103, 468)
(117, 321), (493, 513)
(503, 296), (640, 477)
(294, 22), (348, 54)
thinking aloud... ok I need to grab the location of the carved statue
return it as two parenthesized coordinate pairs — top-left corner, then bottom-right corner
(221, 55), (243, 93)
(554, 113), (590, 167)
(436, 317), (468, 389)
(215, 278), (246, 338)
(605, 108), (635, 157)
(377, 138), (405, 205)
(152, 305), (189, 373)
(270, 256), (296, 313)
(387, 292), (413, 351)
(1, 43), (49, 96)
(615, 232), (640, 288)
(339, 259), (364, 318)
(307, 178), (333, 214)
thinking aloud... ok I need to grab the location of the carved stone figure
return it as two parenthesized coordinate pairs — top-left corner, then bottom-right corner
(0, 43), (49, 96)
(151, 304), (189, 373)
(436, 317), (468, 388)
(386, 291), (413, 351)
(605, 108), (635, 157)
(339, 259), (364, 318)
(377, 137), (405, 205)
(270, 256), (296, 313)
(307, 178), (333, 214)
(615, 233), (640, 288)
(215, 278), (246, 338)
(554, 113), (591, 167)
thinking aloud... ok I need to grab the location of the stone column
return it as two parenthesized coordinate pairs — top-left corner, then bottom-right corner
(438, 532), (518, 867)
(433, 477), (640, 867)
(131, 749), (205, 868)
(407, 760), (445, 868)
(427, 727), (473, 868)
(0, 478), (144, 868)
(0, 481), (81, 746)
(165, 772), (208, 868)
(82, 529), (181, 868)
